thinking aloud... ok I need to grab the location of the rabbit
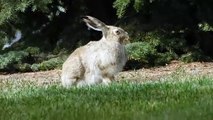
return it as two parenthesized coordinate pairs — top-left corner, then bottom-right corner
(61, 16), (129, 88)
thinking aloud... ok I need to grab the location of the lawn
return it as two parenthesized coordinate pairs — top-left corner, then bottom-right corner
(0, 75), (213, 120)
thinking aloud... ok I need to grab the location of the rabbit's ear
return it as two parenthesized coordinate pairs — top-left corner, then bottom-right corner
(82, 16), (106, 31)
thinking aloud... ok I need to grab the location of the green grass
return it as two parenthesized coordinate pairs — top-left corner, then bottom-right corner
(0, 76), (213, 120)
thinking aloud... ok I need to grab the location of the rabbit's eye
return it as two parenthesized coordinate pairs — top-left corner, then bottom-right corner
(115, 30), (121, 35)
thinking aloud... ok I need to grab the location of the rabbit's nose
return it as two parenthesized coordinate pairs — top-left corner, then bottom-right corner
(123, 36), (130, 44)
(127, 35), (130, 40)
(125, 34), (130, 41)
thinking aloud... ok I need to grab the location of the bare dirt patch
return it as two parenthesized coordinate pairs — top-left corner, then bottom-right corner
(117, 61), (213, 82)
(0, 61), (213, 85)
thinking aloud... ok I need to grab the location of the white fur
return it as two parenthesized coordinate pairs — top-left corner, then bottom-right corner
(61, 16), (129, 88)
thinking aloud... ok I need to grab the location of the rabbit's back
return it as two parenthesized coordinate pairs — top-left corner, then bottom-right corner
(61, 47), (86, 86)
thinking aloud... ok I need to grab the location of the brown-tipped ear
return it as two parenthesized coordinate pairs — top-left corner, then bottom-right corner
(82, 16), (106, 31)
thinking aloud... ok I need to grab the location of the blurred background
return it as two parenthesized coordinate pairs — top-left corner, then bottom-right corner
(0, 0), (213, 72)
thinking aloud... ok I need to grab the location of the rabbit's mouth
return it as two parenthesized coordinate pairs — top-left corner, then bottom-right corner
(120, 36), (130, 45)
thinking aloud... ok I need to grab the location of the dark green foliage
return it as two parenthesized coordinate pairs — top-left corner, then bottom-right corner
(25, 47), (40, 55)
(0, 0), (213, 72)
(125, 41), (157, 69)
(113, 0), (132, 18)
(0, 0), (55, 49)
(114, 0), (213, 61)
(126, 42), (156, 63)
(180, 51), (212, 63)
(124, 28), (213, 68)
(0, 51), (30, 72)
(125, 31), (183, 68)
(31, 55), (67, 71)
(114, 0), (213, 26)
(0, 0), (54, 24)
(113, 0), (145, 18)
(0, 47), (67, 72)
(15, 63), (32, 72)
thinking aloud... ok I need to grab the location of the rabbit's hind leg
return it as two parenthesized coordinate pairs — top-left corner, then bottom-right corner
(102, 78), (111, 85)
(81, 69), (103, 87)
(61, 75), (78, 88)
(102, 75), (114, 85)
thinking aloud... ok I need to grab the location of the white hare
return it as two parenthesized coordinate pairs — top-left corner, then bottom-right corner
(61, 16), (129, 88)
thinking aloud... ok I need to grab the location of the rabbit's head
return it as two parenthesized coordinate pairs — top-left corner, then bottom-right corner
(82, 16), (129, 44)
